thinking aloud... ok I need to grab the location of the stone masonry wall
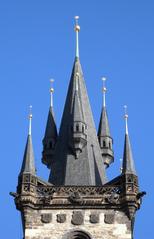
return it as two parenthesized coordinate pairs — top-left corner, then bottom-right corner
(24, 209), (132, 239)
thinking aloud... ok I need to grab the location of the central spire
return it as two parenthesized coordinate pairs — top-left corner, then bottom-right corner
(48, 17), (107, 185)
(74, 16), (80, 58)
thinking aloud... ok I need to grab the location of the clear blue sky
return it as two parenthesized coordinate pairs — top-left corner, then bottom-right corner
(0, 0), (153, 238)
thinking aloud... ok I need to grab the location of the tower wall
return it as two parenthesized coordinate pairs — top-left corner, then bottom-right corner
(23, 208), (131, 239)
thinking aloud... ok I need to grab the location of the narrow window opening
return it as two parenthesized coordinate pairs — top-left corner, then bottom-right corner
(103, 140), (106, 147)
(49, 141), (53, 148)
(76, 124), (79, 132)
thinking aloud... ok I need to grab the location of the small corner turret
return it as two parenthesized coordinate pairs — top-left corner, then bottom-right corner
(19, 106), (36, 176)
(42, 79), (58, 168)
(16, 106), (38, 214)
(98, 77), (114, 168)
(122, 105), (136, 175)
(120, 106), (143, 221)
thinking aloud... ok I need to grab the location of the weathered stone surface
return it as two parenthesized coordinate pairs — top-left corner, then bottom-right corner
(57, 214), (66, 223)
(71, 211), (84, 225)
(104, 213), (115, 224)
(89, 213), (99, 223)
(24, 209), (131, 239)
(41, 213), (52, 223)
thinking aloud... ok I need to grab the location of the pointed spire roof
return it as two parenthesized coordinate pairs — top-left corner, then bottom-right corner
(122, 106), (136, 175)
(72, 73), (84, 122)
(43, 80), (57, 140)
(98, 77), (111, 137)
(44, 106), (57, 139)
(98, 107), (111, 136)
(49, 17), (107, 186)
(20, 106), (36, 175)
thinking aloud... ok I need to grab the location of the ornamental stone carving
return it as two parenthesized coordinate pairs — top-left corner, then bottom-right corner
(90, 213), (99, 223)
(104, 214), (115, 224)
(71, 211), (84, 225)
(41, 213), (52, 223)
(57, 214), (66, 223)
(105, 193), (120, 204)
(69, 192), (84, 204)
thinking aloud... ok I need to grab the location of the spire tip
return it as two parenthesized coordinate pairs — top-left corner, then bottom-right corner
(29, 105), (32, 119)
(124, 105), (128, 118)
(74, 16), (80, 57)
(50, 79), (54, 93)
(101, 77), (107, 107)
(28, 105), (32, 135)
(101, 77), (107, 92)
(124, 105), (128, 134)
(74, 16), (79, 20)
(50, 79), (54, 107)
(74, 16), (80, 32)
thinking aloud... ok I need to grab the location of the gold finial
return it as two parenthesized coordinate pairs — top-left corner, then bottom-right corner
(124, 105), (128, 134)
(74, 16), (80, 57)
(28, 105), (32, 135)
(74, 16), (80, 32)
(101, 77), (107, 107)
(124, 105), (128, 119)
(102, 77), (107, 93)
(50, 79), (54, 93)
(29, 105), (32, 119)
(50, 79), (54, 107)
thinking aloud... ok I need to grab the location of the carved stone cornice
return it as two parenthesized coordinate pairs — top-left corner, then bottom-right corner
(11, 173), (144, 220)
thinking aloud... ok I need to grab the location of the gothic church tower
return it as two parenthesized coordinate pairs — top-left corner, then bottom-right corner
(11, 17), (145, 239)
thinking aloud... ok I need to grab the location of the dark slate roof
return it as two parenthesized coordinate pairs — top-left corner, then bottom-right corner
(20, 135), (36, 175)
(98, 106), (111, 137)
(48, 57), (107, 186)
(44, 106), (57, 140)
(72, 89), (84, 122)
(122, 133), (136, 175)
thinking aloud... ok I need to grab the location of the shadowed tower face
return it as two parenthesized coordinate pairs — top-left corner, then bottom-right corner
(48, 18), (107, 186)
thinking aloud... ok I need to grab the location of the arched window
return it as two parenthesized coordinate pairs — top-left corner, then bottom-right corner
(65, 230), (91, 239)
(109, 141), (111, 149)
(82, 125), (84, 133)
